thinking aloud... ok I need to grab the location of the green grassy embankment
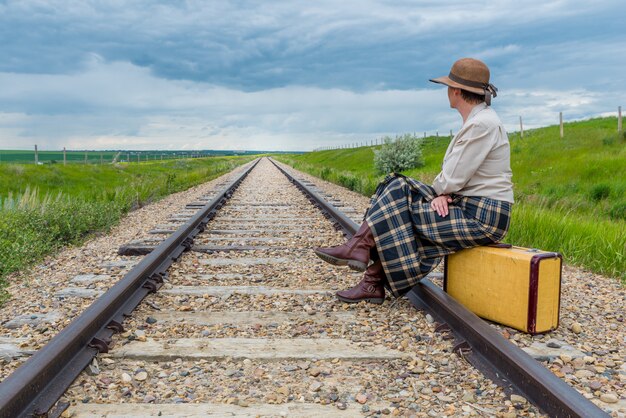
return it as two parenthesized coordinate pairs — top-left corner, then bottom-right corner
(0, 156), (255, 303)
(275, 117), (626, 283)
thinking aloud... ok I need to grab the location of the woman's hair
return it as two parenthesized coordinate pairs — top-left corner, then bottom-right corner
(460, 89), (485, 104)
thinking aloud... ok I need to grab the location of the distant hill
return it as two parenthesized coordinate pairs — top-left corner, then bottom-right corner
(0, 149), (301, 164)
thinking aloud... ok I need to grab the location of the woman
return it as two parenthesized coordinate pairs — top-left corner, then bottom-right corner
(315, 58), (514, 304)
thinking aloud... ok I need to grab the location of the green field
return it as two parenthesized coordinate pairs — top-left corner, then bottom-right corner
(0, 156), (256, 303)
(275, 117), (626, 283)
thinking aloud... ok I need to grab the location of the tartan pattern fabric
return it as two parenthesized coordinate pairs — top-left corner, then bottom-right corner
(365, 173), (511, 297)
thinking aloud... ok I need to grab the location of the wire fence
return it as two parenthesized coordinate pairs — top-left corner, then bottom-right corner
(2, 107), (623, 158)
(314, 106), (623, 151)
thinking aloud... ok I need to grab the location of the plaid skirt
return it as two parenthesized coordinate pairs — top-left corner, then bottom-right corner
(366, 174), (511, 297)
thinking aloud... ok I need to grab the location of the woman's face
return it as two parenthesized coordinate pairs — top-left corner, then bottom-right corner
(447, 86), (457, 109)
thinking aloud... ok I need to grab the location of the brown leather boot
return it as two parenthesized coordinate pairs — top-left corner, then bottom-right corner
(336, 260), (385, 304)
(314, 221), (374, 272)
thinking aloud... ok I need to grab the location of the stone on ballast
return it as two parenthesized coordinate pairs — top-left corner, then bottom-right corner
(309, 382), (323, 392)
(588, 381), (602, 390)
(462, 392), (476, 402)
(0, 338), (30, 360)
(510, 394), (527, 404)
(546, 339), (563, 348)
(522, 341), (585, 362)
(55, 288), (103, 298)
(599, 393), (618, 404)
(70, 274), (110, 285)
(574, 370), (594, 379)
(3, 311), (62, 329)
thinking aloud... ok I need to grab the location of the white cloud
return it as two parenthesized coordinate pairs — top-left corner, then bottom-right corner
(1, 57), (622, 151)
(0, 1), (624, 151)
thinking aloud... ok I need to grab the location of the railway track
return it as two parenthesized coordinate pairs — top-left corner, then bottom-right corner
(0, 157), (610, 417)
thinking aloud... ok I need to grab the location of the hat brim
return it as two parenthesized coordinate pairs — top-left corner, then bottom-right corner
(429, 76), (485, 95)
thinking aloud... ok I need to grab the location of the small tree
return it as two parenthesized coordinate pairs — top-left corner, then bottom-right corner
(373, 133), (424, 174)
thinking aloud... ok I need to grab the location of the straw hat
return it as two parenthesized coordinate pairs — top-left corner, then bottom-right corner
(430, 58), (498, 105)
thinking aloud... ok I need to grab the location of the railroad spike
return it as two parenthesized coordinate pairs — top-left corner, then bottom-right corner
(106, 320), (124, 333)
(434, 323), (451, 333)
(149, 272), (165, 284)
(88, 337), (110, 354)
(142, 279), (158, 293)
(182, 237), (194, 251)
(453, 341), (472, 357)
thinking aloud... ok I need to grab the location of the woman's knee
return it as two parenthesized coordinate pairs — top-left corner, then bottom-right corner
(382, 177), (407, 192)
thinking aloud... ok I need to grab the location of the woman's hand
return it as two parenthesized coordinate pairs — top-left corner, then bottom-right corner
(431, 195), (453, 217)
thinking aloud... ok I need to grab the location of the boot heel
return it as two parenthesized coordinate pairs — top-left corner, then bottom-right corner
(314, 250), (346, 266)
(366, 298), (384, 305)
(347, 260), (367, 272)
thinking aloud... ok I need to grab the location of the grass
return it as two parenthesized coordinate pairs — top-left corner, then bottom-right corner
(275, 117), (626, 283)
(0, 156), (255, 304)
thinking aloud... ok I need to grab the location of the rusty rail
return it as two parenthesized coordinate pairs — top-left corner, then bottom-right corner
(0, 159), (260, 418)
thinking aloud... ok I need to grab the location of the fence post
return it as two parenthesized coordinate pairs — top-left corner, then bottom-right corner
(100, 153), (103, 165)
(84, 151), (88, 164)
(34, 145), (39, 164)
(63, 147), (67, 165)
(520, 116), (524, 139)
(450, 129), (453, 138)
(619, 106), (623, 134)
(559, 112), (564, 139)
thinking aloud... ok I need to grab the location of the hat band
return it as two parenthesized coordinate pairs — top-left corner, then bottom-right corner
(448, 72), (498, 105)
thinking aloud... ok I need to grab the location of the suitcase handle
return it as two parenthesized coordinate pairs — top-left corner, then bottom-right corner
(488, 243), (513, 248)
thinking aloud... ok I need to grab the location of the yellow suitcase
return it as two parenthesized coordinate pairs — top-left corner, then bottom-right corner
(443, 245), (562, 334)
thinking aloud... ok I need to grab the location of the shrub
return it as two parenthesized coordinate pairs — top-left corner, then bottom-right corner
(602, 136), (615, 146)
(609, 202), (626, 220)
(589, 184), (611, 201)
(337, 172), (361, 192)
(373, 134), (424, 174)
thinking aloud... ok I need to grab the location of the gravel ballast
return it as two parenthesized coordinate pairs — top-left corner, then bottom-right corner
(0, 158), (623, 417)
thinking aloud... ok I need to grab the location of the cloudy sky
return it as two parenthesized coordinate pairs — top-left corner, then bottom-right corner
(0, 1), (624, 151)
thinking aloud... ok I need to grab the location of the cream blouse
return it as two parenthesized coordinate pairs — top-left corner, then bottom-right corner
(432, 103), (514, 203)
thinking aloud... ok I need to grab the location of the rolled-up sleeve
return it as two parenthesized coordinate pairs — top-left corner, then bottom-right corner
(432, 123), (494, 196)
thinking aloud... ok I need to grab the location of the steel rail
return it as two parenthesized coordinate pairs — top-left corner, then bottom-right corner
(268, 158), (358, 237)
(270, 158), (607, 418)
(0, 158), (260, 418)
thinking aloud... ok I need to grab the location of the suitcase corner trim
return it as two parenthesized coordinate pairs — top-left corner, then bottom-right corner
(527, 252), (563, 334)
(443, 255), (449, 292)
